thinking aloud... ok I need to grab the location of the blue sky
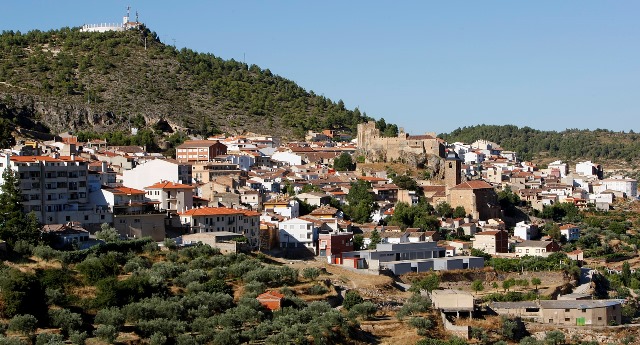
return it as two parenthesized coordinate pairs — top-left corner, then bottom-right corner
(2, 1), (639, 134)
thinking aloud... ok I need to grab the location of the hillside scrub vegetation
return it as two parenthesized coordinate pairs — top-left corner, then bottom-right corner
(0, 27), (375, 142)
(0, 242), (371, 344)
(440, 124), (640, 162)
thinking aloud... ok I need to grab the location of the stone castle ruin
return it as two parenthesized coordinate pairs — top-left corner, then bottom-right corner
(357, 121), (445, 166)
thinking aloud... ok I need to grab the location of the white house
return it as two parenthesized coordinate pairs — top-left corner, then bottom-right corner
(464, 151), (485, 165)
(548, 161), (569, 178)
(560, 224), (580, 242)
(264, 198), (300, 219)
(271, 151), (303, 166)
(278, 218), (318, 252)
(575, 161), (602, 178)
(600, 177), (637, 198)
(144, 181), (194, 214)
(218, 154), (255, 171)
(121, 159), (192, 191)
(514, 221), (539, 241)
(178, 207), (261, 248)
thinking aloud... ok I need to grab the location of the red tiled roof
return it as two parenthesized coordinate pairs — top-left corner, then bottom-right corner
(109, 186), (146, 195)
(177, 140), (225, 149)
(357, 176), (388, 182)
(475, 230), (503, 236)
(145, 181), (193, 190)
(179, 207), (259, 217)
(450, 180), (494, 190)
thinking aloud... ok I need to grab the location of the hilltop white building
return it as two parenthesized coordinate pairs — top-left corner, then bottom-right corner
(81, 7), (142, 33)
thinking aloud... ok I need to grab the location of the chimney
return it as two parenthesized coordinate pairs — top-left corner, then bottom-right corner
(71, 154), (76, 161)
(101, 161), (108, 172)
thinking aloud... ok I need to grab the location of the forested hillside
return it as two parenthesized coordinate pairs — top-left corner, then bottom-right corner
(440, 125), (640, 163)
(0, 26), (371, 140)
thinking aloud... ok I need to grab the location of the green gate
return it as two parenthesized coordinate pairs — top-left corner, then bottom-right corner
(576, 317), (585, 326)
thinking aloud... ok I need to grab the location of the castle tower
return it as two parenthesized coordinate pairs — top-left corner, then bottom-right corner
(444, 151), (462, 188)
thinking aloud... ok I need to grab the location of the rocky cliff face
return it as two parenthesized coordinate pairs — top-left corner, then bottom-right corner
(0, 91), (123, 135)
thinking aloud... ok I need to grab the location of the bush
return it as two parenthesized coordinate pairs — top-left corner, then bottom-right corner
(0, 269), (48, 319)
(32, 245), (59, 261)
(69, 331), (87, 345)
(243, 281), (265, 296)
(49, 308), (83, 335)
(149, 332), (167, 345)
(343, 290), (364, 310)
(76, 254), (121, 282)
(135, 318), (186, 338)
(302, 267), (321, 280)
(348, 301), (377, 320)
(408, 316), (433, 336)
(7, 314), (37, 335)
(12, 240), (33, 257)
(396, 294), (431, 320)
(95, 307), (125, 329)
(306, 284), (328, 295)
(94, 324), (118, 343)
(45, 288), (67, 306)
(0, 337), (28, 345)
(123, 256), (151, 273)
(35, 333), (64, 345)
(176, 334), (197, 345)
(409, 273), (440, 293)
(544, 330), (565, 345)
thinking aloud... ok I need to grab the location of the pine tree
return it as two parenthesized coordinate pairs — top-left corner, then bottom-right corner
(0, 168), (30, 246)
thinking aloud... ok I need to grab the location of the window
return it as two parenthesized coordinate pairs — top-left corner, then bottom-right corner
(548, 319), (553, 323)
(565, 309), (570, 312)
(598, 317), (602, 321)
(66, 216), (71, 221)
(564, 318), (570, 322)
(84, 215), (89, 221)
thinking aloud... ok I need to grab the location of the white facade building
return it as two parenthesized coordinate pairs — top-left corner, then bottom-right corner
(278, 218), (317, 252)
(178, 207), (261, 248)
(601, 177), (637, 198)
(575, 161), (602, 178)
(548, 161), (569, 178)
(514, 221), (539, 241)
(144, 181), (194, 214)
(0, 154), (110, 225)
(271, 151), (303, 166)
(121, 159), (192, 191)
(560, 224), (580, 242)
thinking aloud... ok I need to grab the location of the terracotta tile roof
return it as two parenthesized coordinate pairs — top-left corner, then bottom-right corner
(145, 181), (193, 190)
(11, 156), (59, 162)
(107, 186), (146, 195)
(475, 230), (503, 236)
(450, 180), (494, 190)
(422, 185), (446, 196)
(357, 176), (388, 182)
(179, 207), (259, 217)
(177, 140), (225, 148)
(309, 205), (338, 216)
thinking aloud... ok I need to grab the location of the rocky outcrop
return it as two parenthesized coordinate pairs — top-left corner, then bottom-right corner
(0, 92), (123, 134)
